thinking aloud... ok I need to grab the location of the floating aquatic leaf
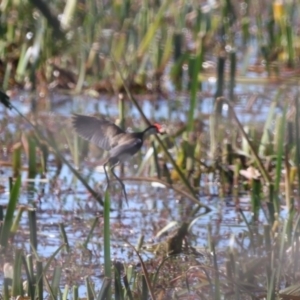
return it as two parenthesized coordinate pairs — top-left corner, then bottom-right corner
(240, 166), (261, 180)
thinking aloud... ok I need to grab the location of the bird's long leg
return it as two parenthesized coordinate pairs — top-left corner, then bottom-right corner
(111, 165), (128, 205)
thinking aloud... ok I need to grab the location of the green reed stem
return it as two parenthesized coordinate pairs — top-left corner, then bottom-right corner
(274, 103), (287, 213)
(73, 286), (78, 300)
(286, 21), (294, 67)
(187, 47), (202, 132)
(114, 262), (123, 300)
(215, 56), (226, 114)
(103, 189), (111, 296)
(25, 254), (35, 300)
(28, 209), (38, 252)
(83, 217), (99, 249)
(59, 223), (70, 254)
(36, 260), (43, 300)
(251, 179), (261, 221)
(97, 278), (111, 300)
(229, 50), (236, 100)
(0, 176), (21, 248)
(12, 249), (23, 297)
(51, 266), (62, 299)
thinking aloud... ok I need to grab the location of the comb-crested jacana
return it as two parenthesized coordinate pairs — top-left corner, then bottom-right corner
(72, 114), (165, 203)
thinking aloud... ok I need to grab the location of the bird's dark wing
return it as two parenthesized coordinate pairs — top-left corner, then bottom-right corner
(72, 114), (125, 151)
(109, 138), (142, 161)
(0, 90), (12, 109)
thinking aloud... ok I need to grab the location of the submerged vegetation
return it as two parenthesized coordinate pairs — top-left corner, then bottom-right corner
(1, 0), (300, 299)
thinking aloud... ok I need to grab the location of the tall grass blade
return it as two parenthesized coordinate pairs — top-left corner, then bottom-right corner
(136, 234), (144, 251)
(137, 147), (154, 176)
(274, 103), (288, 213)
(12, 143), (22, 177)
(112, 33), (127, 62)
(0, 205), (4, 232)
(62, 285), (69, 300)
(160, 28), (173, 70)
(83, 217), (99, 249)
(32, 243), (65, 291)
(267, 184), (275, 224)
(267, 271), (276, 300)
(215, 56), (226, 114)
(73, 285), (78, 300)
(15, 44), (29, 81)
(96, 278), (111, 300)
(137, 0), (172, 58)
(2, 62), (12, 91)
(23, 254), (35, 300)
(36, 260), (43, 300)
(142, 275), (148, 300)
(22, 255), (35, 300)
(239, 208), (255, 248)
(173, 32), (182, 62)
(126, 241), (156, 300)
(11, 206), (25, 234)
(11, 249), (23, 297)
(3, 276), (10, 300)
(51, 266), (62, 299)
(114, 262), (124, 300)
(123, 275), (134, 300)
(222, 98), (271, 184)
(152, 142), (161, 178)
(170, 52), (189, 89)
(75, 30), (86, 93)
(118, 94), (125, 181)
(276, 220), (288, 286)
(28, 209), (38, 251)
(43, 273), (57, 300)
(172, 31), (183, 88)
(103, 189), (111, 296)
(0, 206), (3, 233)
(229, 50), (236, 100)
(60, 0), (77, 30)
(286, 22), (294, 67)
(211, 241), (220, 300)
(0, 176), (21, 248)
(59, 223), (70, 253)
(39, 141), (49, 174)
(209, 113), (216, 157)
(259, 89), (282, 156)
(85, 276), (94, 300)
(251, 179), (261, 221)
(28, 135), (37, 178)
(187, 47), (202, 132)
(295, 93), (300, 194)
